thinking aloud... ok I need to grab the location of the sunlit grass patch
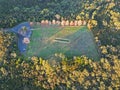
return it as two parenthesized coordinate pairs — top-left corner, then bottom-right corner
(27, 25), (100, 60)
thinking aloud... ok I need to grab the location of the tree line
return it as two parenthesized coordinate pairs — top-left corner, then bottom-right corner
(0, 0), (119, 30)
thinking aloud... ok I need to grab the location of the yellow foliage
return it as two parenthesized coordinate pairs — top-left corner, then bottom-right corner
(110, 10), (120, 30)
(87, 19), (97, 30)
(0, 31), (12, 61)
(0, 29), (120, 90)
(108, 2), (115, 9)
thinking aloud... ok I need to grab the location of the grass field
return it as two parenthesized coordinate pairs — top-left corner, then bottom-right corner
(27, 25), (100, 60)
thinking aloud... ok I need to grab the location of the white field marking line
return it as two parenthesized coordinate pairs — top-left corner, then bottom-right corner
(53, 38), (70, 43)
(55, 38), (70, 42)
(53, 40), (70, 43)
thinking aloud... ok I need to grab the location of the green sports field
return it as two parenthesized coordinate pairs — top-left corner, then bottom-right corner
(27, 25), (100, 60)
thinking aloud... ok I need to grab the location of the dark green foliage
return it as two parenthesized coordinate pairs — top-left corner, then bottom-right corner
(0, 0), (120, 29)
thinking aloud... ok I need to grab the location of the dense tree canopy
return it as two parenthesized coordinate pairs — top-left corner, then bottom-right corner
(0, 1), (120, 89)
(0, 0), (119, 29)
